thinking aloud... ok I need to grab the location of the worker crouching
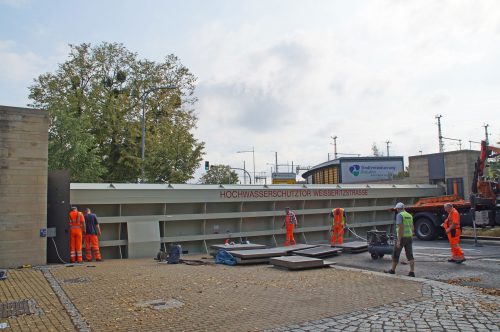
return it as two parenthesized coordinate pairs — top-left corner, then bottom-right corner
(68, 207), (86, 263)
(283, 207), (297, 246)
(330, 207), (346, 246)
(443, 203), (465, 263)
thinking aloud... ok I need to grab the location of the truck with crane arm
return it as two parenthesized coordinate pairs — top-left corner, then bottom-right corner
(406, 140), (500, 241)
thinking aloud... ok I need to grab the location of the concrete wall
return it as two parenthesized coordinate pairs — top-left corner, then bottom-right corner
(408, 156), (430, 184)
(0, 105), (48, 268)
(444, 150), (479, 199)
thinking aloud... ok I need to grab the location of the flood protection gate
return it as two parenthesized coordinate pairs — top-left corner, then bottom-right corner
(66, 183), (443, 259)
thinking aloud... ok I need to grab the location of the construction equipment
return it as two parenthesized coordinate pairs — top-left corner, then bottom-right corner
(407, 140), (500, 240)
(367, 230), (394, 260)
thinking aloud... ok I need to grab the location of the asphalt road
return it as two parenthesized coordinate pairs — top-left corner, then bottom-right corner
(332, 238), (500, 289)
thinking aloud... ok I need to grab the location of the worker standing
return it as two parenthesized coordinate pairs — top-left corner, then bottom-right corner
(443, 203), (465, 263)
(84, 208), (102, 262)
(330, 208), (346, 246)
(282, 207), (298, 246)
(68, 207), (86, 264)
(384, 202), (415, 277)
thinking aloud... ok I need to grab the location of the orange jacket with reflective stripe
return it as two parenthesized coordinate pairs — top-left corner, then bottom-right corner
(69, 210), (85, 229)
(444, 208), (460, 229)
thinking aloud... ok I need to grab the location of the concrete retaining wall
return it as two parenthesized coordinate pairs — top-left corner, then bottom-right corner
(0, 105), (48, 268)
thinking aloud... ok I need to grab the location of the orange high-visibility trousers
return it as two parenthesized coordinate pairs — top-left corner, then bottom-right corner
(70, 229), (83, 263)
(331, 226), (344, 246)
(447, 229), (464, 260)
(85, 235), (102, 261)
(284, 225), (296, 246)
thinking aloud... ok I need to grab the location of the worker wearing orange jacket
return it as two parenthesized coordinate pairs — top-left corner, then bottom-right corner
(68, 207), (86, 263)
(84, 208), (102, 262)
(330, 208), (346, 246)
(443, 203), (465, 263)
(282, 207), (298, 246)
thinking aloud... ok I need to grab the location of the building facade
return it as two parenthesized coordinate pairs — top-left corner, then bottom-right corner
(408, 150), (480, 199)
(302, 157), (404, 184)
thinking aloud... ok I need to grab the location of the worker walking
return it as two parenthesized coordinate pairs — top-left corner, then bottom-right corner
(68, 207), (86, 264)
(84, 208), (102, 262)
(282, 207), (298, 246)
(443, 203), (465, 263)
(330, 207), (346, 246)
(384, 202), (415, 277)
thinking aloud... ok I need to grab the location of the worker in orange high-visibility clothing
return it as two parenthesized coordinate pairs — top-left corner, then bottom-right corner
(443, 203), (465, 263)
(282, 207), (298, 246)
(84, 208), (102, 262)
(330, 208), (346, 246)
(68, 207), (86, 263)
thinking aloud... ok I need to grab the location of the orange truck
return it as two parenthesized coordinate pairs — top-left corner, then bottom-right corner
(406, 140), (500, 240)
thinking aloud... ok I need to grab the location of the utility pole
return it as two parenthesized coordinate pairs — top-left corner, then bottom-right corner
(483, 124), (490, 144)
(385, 140), (391, 156)
(436, 115), (444, 152)
(331, 135), (338, 159)
(469, 140), (480, 150)
(275, 151), (278, 173)
(243, 160), (246, 184)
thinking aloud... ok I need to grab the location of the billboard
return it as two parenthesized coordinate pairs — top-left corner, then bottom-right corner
(272, 172), (296, 184)
(341, 160), (403, 183)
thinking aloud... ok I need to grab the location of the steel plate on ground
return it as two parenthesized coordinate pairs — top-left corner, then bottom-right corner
(270, 256), (326, 270)
(334, 241), (368, 253)
(209, 243), (267, 255)
(229, 248), (289, 259)
(235, 257), (271, 265)
(273, 244), (320, 253)
(293, 246), (342, 258)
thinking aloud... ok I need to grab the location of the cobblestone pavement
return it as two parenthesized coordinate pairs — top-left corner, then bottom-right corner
(0, 269), (75, 331)
(266, 274), (500, 332)
(1, 258), (498, 331)
(49, 258), (421, 331)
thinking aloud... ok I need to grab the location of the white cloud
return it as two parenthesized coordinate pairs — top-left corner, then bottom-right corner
(190, 0), (500, 182)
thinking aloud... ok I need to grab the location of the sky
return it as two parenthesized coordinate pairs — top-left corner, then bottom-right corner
(1, 0), (499, 183)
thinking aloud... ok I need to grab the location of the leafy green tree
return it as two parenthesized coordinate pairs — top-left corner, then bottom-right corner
(200, 165), (239, 184)
(372, 143), (382, 157)
(29, 42), (204, 183)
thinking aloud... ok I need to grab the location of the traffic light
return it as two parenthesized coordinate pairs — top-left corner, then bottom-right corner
(205, 161), (209, 171)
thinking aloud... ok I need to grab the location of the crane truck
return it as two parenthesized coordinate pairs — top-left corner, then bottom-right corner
(406, 140), (500, 241)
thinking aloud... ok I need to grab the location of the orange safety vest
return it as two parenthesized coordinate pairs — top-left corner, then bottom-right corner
(69, 210), (84, 230)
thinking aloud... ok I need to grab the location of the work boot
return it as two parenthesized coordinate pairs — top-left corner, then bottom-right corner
(447, 258), (456, 263)
(384, 269), (395, 274)
(408, 272), (415, 277)
(455, 258), (466, 264)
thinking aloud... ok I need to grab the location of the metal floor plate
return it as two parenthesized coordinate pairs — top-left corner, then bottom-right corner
(0, 299), (43, 318)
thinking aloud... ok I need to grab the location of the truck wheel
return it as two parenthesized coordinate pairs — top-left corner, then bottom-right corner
(371, 253), (378, 260)
(415, 218), (437, 241)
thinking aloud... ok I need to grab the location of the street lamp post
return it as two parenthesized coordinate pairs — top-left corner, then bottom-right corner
(140, 85), (177, 182)
(237, 146), (255, 184)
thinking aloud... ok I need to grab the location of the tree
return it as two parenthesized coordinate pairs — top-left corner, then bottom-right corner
(372, 143), (383, 157)
(29, 42), (204, 183)
(394, 166), (410, 180)
(200, 165), (239, 184)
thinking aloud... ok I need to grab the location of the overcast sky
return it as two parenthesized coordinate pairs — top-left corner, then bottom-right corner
(1, 0), (499, 183)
